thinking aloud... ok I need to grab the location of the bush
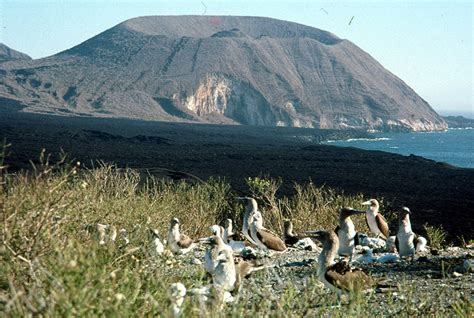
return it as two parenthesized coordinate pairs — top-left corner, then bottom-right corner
(423, 223), (447, 250)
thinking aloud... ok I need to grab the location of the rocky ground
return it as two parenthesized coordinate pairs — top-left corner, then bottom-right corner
(158, 241), (473, 315)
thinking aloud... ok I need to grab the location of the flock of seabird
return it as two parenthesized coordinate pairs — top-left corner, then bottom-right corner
(90, 197), (429, 315)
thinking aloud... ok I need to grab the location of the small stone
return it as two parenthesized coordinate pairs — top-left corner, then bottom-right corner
(463, 259), (474, 273)
(192, 258), (202, 265)
(446, 247), (461, 252)
(452, 271), (462, 278)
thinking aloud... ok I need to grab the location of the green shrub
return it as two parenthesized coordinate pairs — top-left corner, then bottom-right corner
(423, 223), (447, 250)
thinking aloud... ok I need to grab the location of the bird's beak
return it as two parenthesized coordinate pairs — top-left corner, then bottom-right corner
(352, 209), (367, 215)
(361, 200), (371, 206)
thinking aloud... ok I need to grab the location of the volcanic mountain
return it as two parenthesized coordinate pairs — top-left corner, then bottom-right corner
(0, 16), (446, 131)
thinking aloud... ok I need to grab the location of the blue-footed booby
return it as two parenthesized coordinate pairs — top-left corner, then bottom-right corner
(148, 228), (165, 256)
(362, 199), (390, 240)
(335, 207), (366, 261)
(250, 211), (287, 252)
(283, 219), (300, 246)
(236, 197), (259, 245)
(168, 218), (197, 255)
(395, 207), (427, 257)
(283, 220), (319, 251)
(306, 230), (396, 297)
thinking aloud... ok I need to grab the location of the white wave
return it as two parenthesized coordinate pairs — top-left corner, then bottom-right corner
(327, 137), (392, 142)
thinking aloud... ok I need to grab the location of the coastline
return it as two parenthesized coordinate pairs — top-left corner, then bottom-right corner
(1, 111), (473, 241)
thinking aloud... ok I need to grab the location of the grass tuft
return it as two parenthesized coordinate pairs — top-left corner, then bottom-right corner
(423, 223), (447, 250)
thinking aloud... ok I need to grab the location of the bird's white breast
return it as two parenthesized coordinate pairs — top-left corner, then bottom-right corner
(366, 211), (380, 235)
(397, 231), (415, 257)
(338, 223), (356, 256)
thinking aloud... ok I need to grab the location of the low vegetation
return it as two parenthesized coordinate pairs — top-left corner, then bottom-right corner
(0, 151), (471, 316)
(423, 223), (448, 250)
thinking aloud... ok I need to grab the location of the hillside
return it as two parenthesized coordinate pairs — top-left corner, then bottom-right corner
(442, 116), (474, 129)
(0, 16), (446, 131)
(0, 43), (32, 63)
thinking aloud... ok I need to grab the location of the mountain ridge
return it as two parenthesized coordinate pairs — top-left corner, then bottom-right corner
(0, 43), (32, 63)
(0, 16), (447, 131)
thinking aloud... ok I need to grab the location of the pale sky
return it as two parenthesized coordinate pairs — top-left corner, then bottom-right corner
(1, 0), (472, 116)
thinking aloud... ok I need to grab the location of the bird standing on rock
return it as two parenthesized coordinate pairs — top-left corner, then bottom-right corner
(395, 207), (427, 257)
(362, 199), (390, 240)
(148, 228), (165, 256)
(250, 211), (287, 252)
(335, 207), (366, 262)
(306, 230), (396, 297)
(283, 219), (300, 246)
(168, 218), (197, 255)
(236, 197), (259, 245)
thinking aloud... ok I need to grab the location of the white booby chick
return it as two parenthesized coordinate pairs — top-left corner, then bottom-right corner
(169, 282), (187, 317)
(223, 219), (247, 252)
(202, 232), (233, 275)
(250, 211), (287, 252)
(306, 230), (395, 297)
(335, 207), (366, 261)
(415, 236), (428, 253)
(395, 207), (424, 258)
(385, 236), (397, 252)
(355, 246), (377, 264)
(355, 232), (386, 249)
(236, 197), (259, 245)
(213, 249), (237, 292)
(209, 224), (225, 240)
(149, 228), (165, 256)
(167, 218), (196, 255)
(362, 199), (390, 240)
(376, 253), (399, 263)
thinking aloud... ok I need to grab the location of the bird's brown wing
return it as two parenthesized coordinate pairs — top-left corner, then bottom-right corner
(325, 265), (374, 292)
(376, 214), (389, 239)
(178, 234), (194, 248)
(257, 229), (287, 251)
(230, 231), (246, 242)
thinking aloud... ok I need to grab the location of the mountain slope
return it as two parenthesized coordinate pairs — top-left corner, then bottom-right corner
(0, 43), (32, 62)
(0, 16), (446, 131)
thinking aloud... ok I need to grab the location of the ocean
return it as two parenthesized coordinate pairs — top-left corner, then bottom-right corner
(322, 129), (474, 168)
